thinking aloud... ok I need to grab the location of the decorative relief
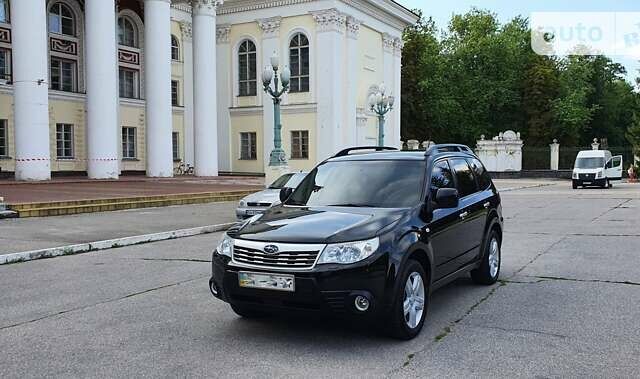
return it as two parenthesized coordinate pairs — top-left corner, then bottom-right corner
(383, 33), (395, 53)
(346, 16), (362, 40)
(179, 21), (192, 41)
(119, 49), (140, 65)
(216, 24), (231, 44)
(191, 0), (223, 16)
(393, 38), (404, 57)
(0, 27), (10, 44)
(50, 38), (77, 55)
(257, 16), (281, 39)
(311, 9), (347, 33)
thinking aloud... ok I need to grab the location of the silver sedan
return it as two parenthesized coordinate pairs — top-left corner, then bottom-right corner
(235, 172), (307, 220)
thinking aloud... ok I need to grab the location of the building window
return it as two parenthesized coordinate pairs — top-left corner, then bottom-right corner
(0, 48), (10, 81)
(171, 35), (180, 61)
(171, 80), (179, 106)
(240, 132), (257, 160)
(291, 130), (309, 159)
(172, 132), (179, 161)
(238, 39), (257, 96)
(122, 127), (136, 159)
(118, 16), (137, 47)
(289, 33), (310, 93)
(55, 123), (74, 159)
(49, 3), (75, 36)
(0, 119), (7, 157)
(0, 0), (9, 23)
(50, 58), (76, 92)
(119, 68), (138, 99)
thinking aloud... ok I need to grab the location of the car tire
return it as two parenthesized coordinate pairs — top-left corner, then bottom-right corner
(230, 304), (267, 318)
(471, 228), (501, 285)
(386, 259), (429, 340)
(572, 180), (578, 189)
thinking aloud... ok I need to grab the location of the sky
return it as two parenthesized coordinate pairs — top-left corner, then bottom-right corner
(398, 0), (640, 84)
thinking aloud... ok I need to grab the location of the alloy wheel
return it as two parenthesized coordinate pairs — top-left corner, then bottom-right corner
(488, 237), (500, 278)
(403, 272), (425, 329)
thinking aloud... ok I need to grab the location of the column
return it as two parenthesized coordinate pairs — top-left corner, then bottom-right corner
(550, 139), (560, 171)
(392, 38), (404, 149)
(344, 16), (361, 148)
(144, 0), (173, 177)
(85, 0), (119, 179)
(312, 9), (347, 160)
(382, 33), (395, 148)
(216, 24), (232, 172)
(10, 0), (51, 181)
(257, 17), (281, 168)
(192, 0), (221, 177)
(179, 21), (195, 166)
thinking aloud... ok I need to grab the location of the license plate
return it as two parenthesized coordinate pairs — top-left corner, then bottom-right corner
(245, 209), (262, 216)
(238, 271), (295, 292)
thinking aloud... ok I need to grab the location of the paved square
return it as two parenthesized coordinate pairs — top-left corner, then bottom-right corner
(0, 181), (638, 377)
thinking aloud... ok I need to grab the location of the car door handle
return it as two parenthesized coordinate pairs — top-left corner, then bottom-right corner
(483, 202), (491, 209)
(459, 211), (469, 219)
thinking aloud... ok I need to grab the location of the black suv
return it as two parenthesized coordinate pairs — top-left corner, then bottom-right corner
(210, 145), (503, 339)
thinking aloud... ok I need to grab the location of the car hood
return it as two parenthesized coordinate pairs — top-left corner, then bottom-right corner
(229, 205), (408, 244)
(241, 189), (281, 205)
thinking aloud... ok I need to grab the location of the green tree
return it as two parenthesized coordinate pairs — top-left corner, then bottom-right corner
(627, 112), (640, 156)
(522, 55), (559, 146)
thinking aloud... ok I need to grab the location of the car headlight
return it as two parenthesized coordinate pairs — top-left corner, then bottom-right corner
(572, 172), (578, 179)
(216, 234), (233, 258)
(317, 237), (380, 265)
(596, 170), (603, 178)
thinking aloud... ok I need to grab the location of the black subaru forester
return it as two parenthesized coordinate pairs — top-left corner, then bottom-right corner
(210, 144), (503, 339)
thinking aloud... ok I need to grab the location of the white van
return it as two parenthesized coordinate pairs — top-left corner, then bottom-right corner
(572, 150), (623, 189)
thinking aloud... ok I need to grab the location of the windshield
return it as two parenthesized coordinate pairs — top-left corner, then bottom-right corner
(286, 160), (425, 208)
(269, 173), (294, 189)
(284, 172), (307, 189)
(575, 157), (604, 169)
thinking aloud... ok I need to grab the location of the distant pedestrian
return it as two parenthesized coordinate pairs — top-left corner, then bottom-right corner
(628, 165), (637, 183)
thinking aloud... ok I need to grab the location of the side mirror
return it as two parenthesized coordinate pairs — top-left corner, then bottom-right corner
(435, 188), (459, 209)
(279, 187), (293, 203)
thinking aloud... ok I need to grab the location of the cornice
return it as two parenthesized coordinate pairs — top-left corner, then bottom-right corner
(179, 20), (192, 41)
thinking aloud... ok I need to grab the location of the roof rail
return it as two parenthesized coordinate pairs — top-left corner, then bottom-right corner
(425, 144), (475, 156)
(333, 146), (399, 158)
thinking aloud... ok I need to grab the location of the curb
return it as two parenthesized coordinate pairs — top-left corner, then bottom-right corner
(0, 222), (234, 265)
(499, 183), (558, 192)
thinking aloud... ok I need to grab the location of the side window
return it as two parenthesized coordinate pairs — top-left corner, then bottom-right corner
(450, 158), (478, 197)
(430, 160), (455, 199)
(468, 158), (492, 190)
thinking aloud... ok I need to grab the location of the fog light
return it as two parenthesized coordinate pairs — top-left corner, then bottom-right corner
(354, 295), (370, 312)
(210, 281), (219, 296)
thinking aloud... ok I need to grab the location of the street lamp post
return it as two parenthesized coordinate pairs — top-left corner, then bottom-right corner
(262, 53), (291, 167)
(368, 84), (395, 147)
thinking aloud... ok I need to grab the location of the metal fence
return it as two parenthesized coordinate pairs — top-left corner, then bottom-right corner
(522, 146), (551, 170)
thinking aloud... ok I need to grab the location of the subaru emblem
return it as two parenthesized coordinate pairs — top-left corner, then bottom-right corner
(263, 245), (279, 255)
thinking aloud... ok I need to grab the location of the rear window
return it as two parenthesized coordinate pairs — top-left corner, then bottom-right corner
(468, 158), (492, 190)
(450, 158), (478, 197)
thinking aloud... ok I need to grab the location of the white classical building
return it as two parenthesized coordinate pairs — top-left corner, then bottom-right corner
(0, 0), (417, 181)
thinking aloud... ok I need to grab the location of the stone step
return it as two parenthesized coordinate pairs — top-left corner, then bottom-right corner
(6, 191), (256, 218)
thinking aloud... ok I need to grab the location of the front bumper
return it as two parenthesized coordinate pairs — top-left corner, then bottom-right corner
(210, 252), (390, 317)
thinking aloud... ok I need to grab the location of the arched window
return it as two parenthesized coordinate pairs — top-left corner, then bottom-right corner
(289, 33), (309, 93)
(238, 39), (257, 96)
(171, 35), (180, 61)
(118, 16), (137, 47)
(0, 0), (9, 23)
(49, 2), (75, 36)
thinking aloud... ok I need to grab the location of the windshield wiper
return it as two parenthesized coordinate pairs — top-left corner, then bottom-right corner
(326, 203), (377, 208)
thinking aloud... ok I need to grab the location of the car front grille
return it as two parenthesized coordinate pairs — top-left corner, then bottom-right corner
(579, 173), (595, 180)
(232, 242), (323, 270)
(247, 202), (272, 207)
